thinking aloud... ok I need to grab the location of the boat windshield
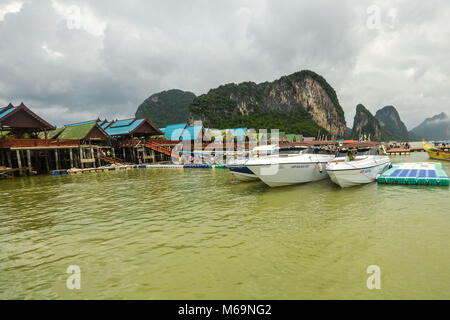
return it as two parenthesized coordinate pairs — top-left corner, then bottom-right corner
(335, 150), (348, 157)
(357, 148), (379, 156)
(299, 147), (334, 155)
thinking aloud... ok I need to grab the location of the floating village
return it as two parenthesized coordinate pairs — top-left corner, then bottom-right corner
(0, 102), (449, 187)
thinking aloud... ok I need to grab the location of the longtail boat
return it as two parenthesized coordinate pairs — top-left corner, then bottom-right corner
(423, 141), (450, 161)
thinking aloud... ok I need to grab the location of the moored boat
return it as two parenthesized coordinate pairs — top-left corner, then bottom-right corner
(423, 141), (450, 161)
(226, 145), (297, 182)
(245, 147), (335, 187)
(326, 147), (391, 188)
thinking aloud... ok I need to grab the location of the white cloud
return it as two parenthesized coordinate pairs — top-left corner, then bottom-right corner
(0, 0), (449, 129)
(0, 1), (23, 20)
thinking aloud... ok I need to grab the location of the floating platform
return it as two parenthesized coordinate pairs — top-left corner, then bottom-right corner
(50, 163), (227, 175)
(377, 162), (449, 186)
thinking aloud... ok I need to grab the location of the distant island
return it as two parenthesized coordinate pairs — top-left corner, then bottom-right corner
(409, 112), (450, 140)
(134, 72), (449, 141)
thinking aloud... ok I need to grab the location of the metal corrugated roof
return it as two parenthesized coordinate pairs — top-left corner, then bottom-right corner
(110, 119), (135, 128)
(67, 120), (97, 127)
(164, 123), (186, 140)
(180, 125), (202, 140)
(105, 119), (144, 136)
(0, 107), (16, 119)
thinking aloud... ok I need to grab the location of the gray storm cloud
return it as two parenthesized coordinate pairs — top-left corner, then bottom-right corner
(0, 0), (449, 128)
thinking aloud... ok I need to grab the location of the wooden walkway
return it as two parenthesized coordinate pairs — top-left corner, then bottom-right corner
(386, 147), (425, 155)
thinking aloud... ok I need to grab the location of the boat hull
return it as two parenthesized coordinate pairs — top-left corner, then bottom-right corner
(227, 165), (260, 182)
(423, 142), (450, 161)
(247, 161), (330, 187)
(326, 156), (391, 188)
(327, 163), (391, 187)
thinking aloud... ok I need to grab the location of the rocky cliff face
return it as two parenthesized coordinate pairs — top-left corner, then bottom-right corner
(375, 105), (409, 141)
(351, 104), (382, 140)
(409, 112), (450, 140)
(189, 70), (347, 137)
(135, 89), (196, 127)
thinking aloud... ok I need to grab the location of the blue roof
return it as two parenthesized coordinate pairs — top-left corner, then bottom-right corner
(105, 119), (145, 136)
(229, 128), (247, 141)
(101, 122), (110, 128)
(0, 107), (16, 119)
(180, 125), (202, 141)
(160, 128), (166, 133)
(110, 119), (135, 128)
(164, 123), (186, 140)
(67, 120), (97, 127)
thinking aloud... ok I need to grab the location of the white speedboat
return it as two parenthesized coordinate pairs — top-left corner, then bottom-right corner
(326, 148), (391, 188)
(245, 147), (335, 187)
(227, 145), (296, 182)
(228, 160), (260, 181)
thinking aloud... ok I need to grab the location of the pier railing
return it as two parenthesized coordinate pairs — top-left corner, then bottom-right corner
(0, 138), (80, 149)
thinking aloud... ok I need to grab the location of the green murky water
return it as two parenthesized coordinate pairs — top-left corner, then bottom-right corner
(0, 152), (449, 299)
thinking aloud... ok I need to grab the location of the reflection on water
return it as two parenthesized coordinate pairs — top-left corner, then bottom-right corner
(0, 152), (449, 299)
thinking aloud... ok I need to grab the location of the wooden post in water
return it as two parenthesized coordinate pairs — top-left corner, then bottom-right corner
(90, 146), (96, 168)
(79, 147), (84, 169)
(122, 148), (126, 161)
(6, 150), (12, 168)
(96, 146), (101, 167)
(1, 150), (5, 166)
(45, 151), (50, 172)
(16, 150), (22, 176)
(55, 149), (59, 170)
(112, 147), (115, 158)
(26, 149), (32, 175)
(69, 148), (74, 168)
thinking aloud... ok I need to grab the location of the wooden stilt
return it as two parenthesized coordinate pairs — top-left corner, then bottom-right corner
(26, 149), (32, 175)
(69, 148), (74, 168)
(16, 150), (23, 176)
(96, 146), (101, 167)
(54, 149), (59, 170)
(79, 147), (84, 169)
(45, 151), (50, 172)
(7, 150), (12, 168)
(90, 146), (96, 168)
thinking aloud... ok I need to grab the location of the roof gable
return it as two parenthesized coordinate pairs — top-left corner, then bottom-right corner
(0, 103), (55, 131)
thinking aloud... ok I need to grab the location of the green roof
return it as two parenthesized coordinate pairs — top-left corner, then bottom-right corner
(58, 122), (97, 139)
(38, 127), (65, 139)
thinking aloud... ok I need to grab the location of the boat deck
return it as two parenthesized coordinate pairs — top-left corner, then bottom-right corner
(377, 162), (449, 186)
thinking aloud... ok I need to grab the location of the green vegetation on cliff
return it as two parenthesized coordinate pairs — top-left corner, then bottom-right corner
(189, 70), (347, 137)
(190, 93), (324, 135)
(135, 89), (196, 127)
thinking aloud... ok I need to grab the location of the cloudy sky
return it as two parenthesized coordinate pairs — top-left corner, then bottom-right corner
(0, 0), (449, 128)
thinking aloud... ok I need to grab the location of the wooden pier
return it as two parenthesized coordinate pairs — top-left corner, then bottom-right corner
(385, 147), (425, 155)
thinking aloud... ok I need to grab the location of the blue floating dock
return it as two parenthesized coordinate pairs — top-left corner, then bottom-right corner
(377, 162), (449, 186)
